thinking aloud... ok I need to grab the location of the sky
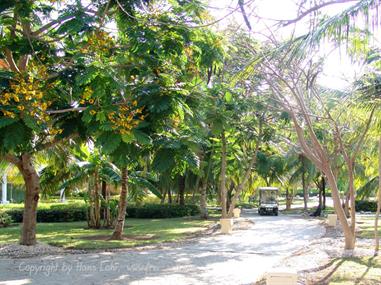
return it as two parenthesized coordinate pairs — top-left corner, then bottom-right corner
(206, 0), (366, 90)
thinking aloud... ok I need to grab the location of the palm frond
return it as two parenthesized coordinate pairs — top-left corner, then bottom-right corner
(357, 176), (379, 199)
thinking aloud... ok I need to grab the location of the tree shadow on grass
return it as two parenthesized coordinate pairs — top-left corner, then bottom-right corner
(306, 256), (381, 285)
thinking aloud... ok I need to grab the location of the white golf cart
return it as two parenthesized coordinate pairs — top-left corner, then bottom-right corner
(258, 187), (279, 216)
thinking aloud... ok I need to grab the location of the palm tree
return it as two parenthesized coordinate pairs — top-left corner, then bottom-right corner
(286, 152), (317, 211)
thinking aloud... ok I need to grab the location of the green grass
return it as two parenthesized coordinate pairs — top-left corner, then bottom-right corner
(312, 256), (381, 284)
(280, 206), (335, 215)
(0, 218), (214, 250)
(356, 216), (381, 239)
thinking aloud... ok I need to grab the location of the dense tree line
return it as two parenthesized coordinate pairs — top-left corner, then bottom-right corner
(1, 0), (381, 253)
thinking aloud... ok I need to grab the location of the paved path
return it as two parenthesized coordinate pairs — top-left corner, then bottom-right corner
(0, 213), (325, 285)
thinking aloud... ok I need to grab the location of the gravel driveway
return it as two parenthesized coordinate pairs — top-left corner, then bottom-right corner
(0, 213), (325, 285)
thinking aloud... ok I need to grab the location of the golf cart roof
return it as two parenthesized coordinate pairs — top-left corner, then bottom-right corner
(258, 187), (279, 191)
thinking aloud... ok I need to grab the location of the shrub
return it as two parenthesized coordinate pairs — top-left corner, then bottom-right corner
(0, 211), (13, 227)
(4, 209), (23, 223)
(355, 200), (378, 212)
(5, 205), (87, 223)
(4, 203), (200, 222)
(126, 204), (200, 219)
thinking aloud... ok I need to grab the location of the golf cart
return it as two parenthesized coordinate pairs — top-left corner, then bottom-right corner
(258, 187), (279, 216)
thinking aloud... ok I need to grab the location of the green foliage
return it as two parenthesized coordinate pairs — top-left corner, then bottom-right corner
(355, 200), (378, 212)
(357, 176), (379, 200)
(5, 205), (87, 223)
(0, 211), (12, 227)
(4, 203), (200, 222)
(126, 203), (200, 219)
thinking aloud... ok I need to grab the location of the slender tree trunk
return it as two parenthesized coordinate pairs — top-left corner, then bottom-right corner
(200, 152), (212, 220)
(192, 175), (200, 202)
(348, 164), (356, 235)
(374, 138), (381, 254)
(101, 180), (112, 228)
(344, 192), (350, 218)
(17, 154), (40, 246)
(227, 139), (260, 217)
(286, 188), (293, 210)
(160, 189), (167, 204)
(325, 167), (355, 250)
(322, 176), (326, 210)
(178, 175), (186, 206)
(88, 171), (101, 229)
(93, 170), (101, 229)
(226, 182), (234, 212)
(168, 188), (172, 204)
(110, 167), (128, 240)
(302, 164), (308, 211)
(200, 180), (208, 219)
(220, 132), (228, 218)
(87, 179), (93, 228)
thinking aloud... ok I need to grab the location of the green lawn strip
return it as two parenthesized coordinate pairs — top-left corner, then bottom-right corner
(312, 256), (381, 285)
(280, 206), (335, 215)
(0, 218), (214, 250)
(356, 216), (381, 239)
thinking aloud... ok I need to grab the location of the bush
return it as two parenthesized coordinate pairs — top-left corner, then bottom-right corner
(5, 205), (87, 223)
(355, 200), (378, 212)
(126, 204), (200, 219)
(4, 203), (200, 223)
(0, 211), (13, 227)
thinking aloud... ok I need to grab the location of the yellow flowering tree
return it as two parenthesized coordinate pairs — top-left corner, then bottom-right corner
(0, 0), (223, 244)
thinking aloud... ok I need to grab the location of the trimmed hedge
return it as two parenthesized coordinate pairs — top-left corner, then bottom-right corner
(4, 203), (200, 223)
(5, 206), (87, 223)
(126, 204), (200, 219)
(355, 200), (378, 212)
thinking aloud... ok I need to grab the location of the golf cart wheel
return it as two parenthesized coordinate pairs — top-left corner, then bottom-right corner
(274, 209), (278, 216)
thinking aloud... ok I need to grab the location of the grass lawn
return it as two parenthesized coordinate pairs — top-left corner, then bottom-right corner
(311, 256), (381, 285)
(357, 216), (381, 239)
(310, 215), (381, 284)
(0, 218), (214, 250)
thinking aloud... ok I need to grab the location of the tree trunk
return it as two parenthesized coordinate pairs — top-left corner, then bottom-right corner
(192, 175), (200, 203)
(374, 137), (381, 254)
(344, 192), (350, 218)
(101, 180), (112, 228)
(87, 179), (93, 228)
(226, 182), (234, 212)
(93, 171), (101, 228)
(302, 164), (308, 211)
(168, 188), (172, 204)
(348, 164), (356, 236)
(110, 167), (128, 240)
(286, 188), (293, 210)
(227, 139), (260, 217)
(88, 171), (101, 229)
(200, 180), (208, 219)
(160, 189), (167, 204)
(322, 176), (326, 210)
(220, 132), (228, 218)
(17, 154), (40, 246)
(325, 167), (355, 250)
(178, 175), (186, 206)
